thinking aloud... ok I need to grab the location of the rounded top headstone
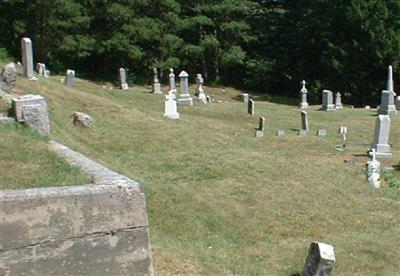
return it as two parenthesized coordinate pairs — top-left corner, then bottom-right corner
(179, 71), (189, 77)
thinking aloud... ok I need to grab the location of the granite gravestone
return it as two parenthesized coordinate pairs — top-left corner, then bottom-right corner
(177, 71), (193, 106)
(152, 68), (162, 94)
(303, 242), (335, 276)
(370, 115), (391, 157)
(195, 74), (207, 104)
(119, 68), (128, 90)
(335, 92), (343, 109)
(248, 99), (255, 116)
(255, 116), (265, 138)
(64, 69), (75, 87)
(299, 80), (309, 109)
(164, 91), (180, 119)
(301, 111), (309, 131)
(321, 90), (335, 111)
(12, 94), (50, 136)
(21, 38), (37, 80)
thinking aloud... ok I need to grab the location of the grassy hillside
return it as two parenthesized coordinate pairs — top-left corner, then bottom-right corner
(0, 124), (91, 190)
(8, 72), (400, 275)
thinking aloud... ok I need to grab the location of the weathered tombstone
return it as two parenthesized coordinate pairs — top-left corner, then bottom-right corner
(12, 94), (50, 136)
(242, 93), (249, 103)
(21, 37), (37, 80)
(36, 63), (49, 78)
(177, 71), (193, 106)
(301, 111), (309, 131)
(164, 91), (180, 119)
(255, 116), (265, 138)
(321, 90), (335, 111)
(0, 63), (18, 93)
(396, 96), (400, 112)
(299, 80), (309, 109)
(298, 129), (307, 136)
(378, 65), (397, 115)
(247, 99), (255, 115)
(366, 149), (381, 188)
(276, 129), (285, 136)
(195, 73), (207, 104)
(73, 112), (94, 128)
(317, 129), (326, 137)
(168, 68), (177, 97)
(119, 68), (128, 90)
(335, 92), (343, 109)
(303, 242), (335, 276)
(152, 68), (162, 94)
(370, 115), (391, 157)
(64, 69), (75, 87)
(377, 90), (397, 115)
(338, 126), (347, 134)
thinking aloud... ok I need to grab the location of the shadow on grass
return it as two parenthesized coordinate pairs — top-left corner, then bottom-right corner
(290, 272), (302, 276)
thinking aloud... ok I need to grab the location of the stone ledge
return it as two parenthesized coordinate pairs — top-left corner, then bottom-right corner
(0, 141), (153, 275)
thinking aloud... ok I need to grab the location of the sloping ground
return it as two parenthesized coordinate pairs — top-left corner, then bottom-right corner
(0, 124), (91, 189)
(11, 73), (400, 275)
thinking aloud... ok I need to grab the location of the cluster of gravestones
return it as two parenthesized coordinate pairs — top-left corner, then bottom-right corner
(160, 68), (210, 119)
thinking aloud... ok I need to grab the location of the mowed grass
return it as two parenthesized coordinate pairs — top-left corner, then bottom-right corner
(0, 124), (91, 190)
(10, 73), (400, 275)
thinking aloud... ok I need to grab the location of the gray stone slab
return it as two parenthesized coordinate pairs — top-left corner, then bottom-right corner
(301, 111), (309, 131)
(21, 37), (37, 80)
(1, 63), (18, 93)
(298, 129), (308, 136)
(276, 129), (285, 136)
(304, 242), (335, 276)
(370, 115), (392, 157)
(248, 99), (255, 115)
(321, 90), (335, 111)
(317, 129), (326, 137)
(12, 94), (50, 136)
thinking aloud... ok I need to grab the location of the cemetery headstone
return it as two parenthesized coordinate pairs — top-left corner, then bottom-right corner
(301, 111), (309, 131)
(242, 93), (249, 103)
(119, 68), (128, 90)
(248, 99), (255, 115)
(21, 37), (37, 80)
(298, 129), (307, 136)
(366, 149), (381, 188)
(255, 116), (265, 138)
(303, 242), (335, 276)
(36, 63), (49, 78)
(169, 68), (177, 94)
(0, 63), (17, 93)
(12, 94), (50, 136)
(339, 126), (347, 134)
(321, 90), (335, 111)
(195, 73), (207, 104)
(377, 90), (397, 115)
(152, 68), (162, 94)
(335, 92), (343, 109)
(317, 129), (326, 137)
(164, 91), (180, 119)
(299, 80), (309, 109)
(64, 69), (75, 87)
(370, 115), (391, 157)
(396, 96), (400, 112)
(276, 129), (285, 136)
(177, 71), (193, 106)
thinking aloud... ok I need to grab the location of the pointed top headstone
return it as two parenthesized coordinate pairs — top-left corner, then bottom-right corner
(179, 71), (189, 78)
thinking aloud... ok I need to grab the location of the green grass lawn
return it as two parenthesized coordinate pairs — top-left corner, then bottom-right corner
(6, 72), (400, 275)
(0, 124), (91, 190)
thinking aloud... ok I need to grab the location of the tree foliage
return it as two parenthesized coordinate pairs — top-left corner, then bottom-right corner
(0, 0), (399, 105)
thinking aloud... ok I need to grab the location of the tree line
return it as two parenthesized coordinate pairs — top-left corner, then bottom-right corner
(1, 0), (399, 106)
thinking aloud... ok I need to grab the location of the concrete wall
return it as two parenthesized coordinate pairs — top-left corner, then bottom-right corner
(0, 142), (153, 275)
